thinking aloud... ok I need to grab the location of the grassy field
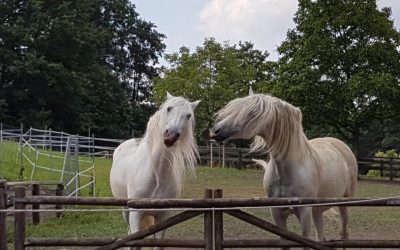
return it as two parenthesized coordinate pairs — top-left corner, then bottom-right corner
(2, 141), (400, 248)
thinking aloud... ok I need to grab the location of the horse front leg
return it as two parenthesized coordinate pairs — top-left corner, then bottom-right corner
(312, 207), (326, 241)
(153, 212), (171, 250)
(128, 211), (143, 250)
(271, 207), (291, 250)
(294, 207), (312, 250)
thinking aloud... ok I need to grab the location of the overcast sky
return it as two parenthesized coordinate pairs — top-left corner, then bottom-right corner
(133, 0), (400, 61)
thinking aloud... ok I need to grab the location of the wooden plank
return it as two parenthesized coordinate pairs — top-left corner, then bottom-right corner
(0, 180), (7, 250)
(18, 196), (131, 206)
(55, 184), (63, 218)
(223, 239), (400, 248)
(25, 238), (205, 248)
(14, 186), (26, 250)
(214, 189), (223, 250)
(7, 181), (62, 186)
(225, 210), (334, 250)
(127, 197), (400, 209)
(31, 184), (40, 225)
(358, 165), (400, 171)
(96, 210), (202, 250)
(204, 189), (213, 250)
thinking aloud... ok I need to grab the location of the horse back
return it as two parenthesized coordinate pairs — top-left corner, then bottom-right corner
(309, 137), (358, 197)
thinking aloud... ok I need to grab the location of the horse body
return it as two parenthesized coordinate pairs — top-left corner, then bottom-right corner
(211, 91), (357, 243)
(110, 93), (200, 241)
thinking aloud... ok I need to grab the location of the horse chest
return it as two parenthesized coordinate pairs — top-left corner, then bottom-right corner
(266, 165), (317, 198)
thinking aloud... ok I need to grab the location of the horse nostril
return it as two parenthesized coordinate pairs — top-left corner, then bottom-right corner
(214, 128), (221, 135)
(176, 133), (180, 138)
(165, 129), (169, 135)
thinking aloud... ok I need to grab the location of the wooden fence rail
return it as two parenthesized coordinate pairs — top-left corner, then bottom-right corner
(5, 181), (64, 225)
(1, 181), (400, 249)
(358, 157), (400, 181)
(198, 145), (269, 169)
(199, 145), (400, 181)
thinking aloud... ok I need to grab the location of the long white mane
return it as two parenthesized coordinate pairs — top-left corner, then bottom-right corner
(144, 96), (198, 189)
(217, 94), (312, 159)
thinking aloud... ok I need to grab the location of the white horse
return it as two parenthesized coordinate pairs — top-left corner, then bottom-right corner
(210, 89), (357, 244)
(110, 92), (200, 242)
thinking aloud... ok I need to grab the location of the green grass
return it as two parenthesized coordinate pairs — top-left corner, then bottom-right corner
(2, 141), (400, 245)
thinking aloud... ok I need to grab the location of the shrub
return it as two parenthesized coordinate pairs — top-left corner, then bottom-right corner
(367, 150), (399, 177)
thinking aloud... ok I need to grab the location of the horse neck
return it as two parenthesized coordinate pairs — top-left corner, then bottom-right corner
(142, 132), (173, 173)
(266, 132), (312, 167)
(144, 134), (190, 190)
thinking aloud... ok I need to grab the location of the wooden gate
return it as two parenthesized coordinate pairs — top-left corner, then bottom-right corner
(2, 182), (400, 249)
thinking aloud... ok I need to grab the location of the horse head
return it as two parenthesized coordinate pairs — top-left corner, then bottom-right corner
(161, 92), (200, 147)
(210, 88), (263, 142)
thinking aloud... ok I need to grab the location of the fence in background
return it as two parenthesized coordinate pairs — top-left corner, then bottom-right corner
(2, 123), (399, 198)
(358, 157), (400, 181)
(198, 143), (268, 169)
(0, 124), (123, 197)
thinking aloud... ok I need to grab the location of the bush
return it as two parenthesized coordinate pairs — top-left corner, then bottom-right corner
(367, 150), (399, 177)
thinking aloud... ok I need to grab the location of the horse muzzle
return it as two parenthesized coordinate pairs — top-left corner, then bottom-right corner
(164, 132), (180, 147)
(209, 126), (228, 142)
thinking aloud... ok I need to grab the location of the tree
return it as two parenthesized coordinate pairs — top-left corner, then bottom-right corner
(0, 0), (165, 138)
(154, 38), (273, 143)
(276, 0), (400, 156)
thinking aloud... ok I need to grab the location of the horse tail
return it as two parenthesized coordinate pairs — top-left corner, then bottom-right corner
(122, 207), (129, 225)
(252, 158), (269, 170)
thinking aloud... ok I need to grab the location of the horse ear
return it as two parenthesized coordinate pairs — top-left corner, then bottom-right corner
(166, 91), (174, 99)
(190, 100), (201, 110)
(295, 107), (303, 123)
(249, 86), (255, 96)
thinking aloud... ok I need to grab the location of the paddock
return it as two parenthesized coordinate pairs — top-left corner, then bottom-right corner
(1, 176), (400, 249)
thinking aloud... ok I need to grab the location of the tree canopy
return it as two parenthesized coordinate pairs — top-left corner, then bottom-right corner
(275, 0), (400, 155)
(1, 0), (400, 156)
(0, 0), (165, 138)
(154, 38), (273, 143)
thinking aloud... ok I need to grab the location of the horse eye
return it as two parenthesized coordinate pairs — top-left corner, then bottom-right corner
(167, 107), (172, 112)
(186, 114), (192, 119)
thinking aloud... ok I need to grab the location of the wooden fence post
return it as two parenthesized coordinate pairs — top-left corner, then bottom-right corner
(210, 141), (214, 167)
(238, 150), (243, 169)
(0, 180), (7, 250)
(214, 189), (223, 250)
(31, 183), (40, 225)
(14, 186), (26, 250)
(222, 143), (225, 168)
(218, 145), (222, 167)
(389, 158), (394, 181)
(55, 183), (64, 218)
(204, 189), (213, 250)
